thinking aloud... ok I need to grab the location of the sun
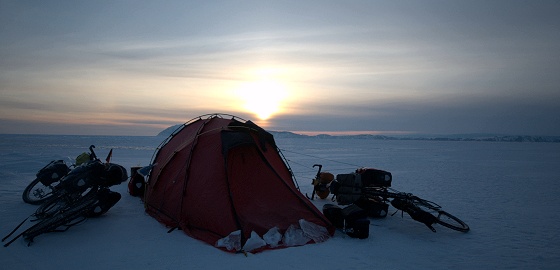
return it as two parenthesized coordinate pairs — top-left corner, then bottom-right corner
(236, 80), (288, 120)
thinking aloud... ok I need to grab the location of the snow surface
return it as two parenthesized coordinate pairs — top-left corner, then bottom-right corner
(1, 134), (559, 269)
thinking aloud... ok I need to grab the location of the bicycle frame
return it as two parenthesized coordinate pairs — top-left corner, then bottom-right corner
(362, 186), (442, 210)
(361, 186), (469, 232)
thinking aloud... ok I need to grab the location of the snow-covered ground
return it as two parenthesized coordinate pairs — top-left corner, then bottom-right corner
(1, 134), (559, 269)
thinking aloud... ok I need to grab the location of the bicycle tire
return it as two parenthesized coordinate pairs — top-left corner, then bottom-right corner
(435, 211), (470, 232)
(411, 196), (441, 210)
(34, 192), (69, 219)
(22, 178), (57, 205)
(411, 197), (469, 232)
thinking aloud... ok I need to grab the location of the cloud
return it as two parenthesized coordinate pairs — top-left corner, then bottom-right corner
(271, 92), (560, 136)
(1, 1), (559, 136)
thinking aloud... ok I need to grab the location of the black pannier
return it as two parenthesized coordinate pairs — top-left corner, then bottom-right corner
(57, 161), (128, 193)
(128, 166), (146, 197)
(322, 204), (344, 229)
(99, 163), (128, 187)
(357, 168), (392, 188)
(332, 173), (362, 205)
(322, 203), (370, 239)
(346, 219), (370, 239)
(58, 161), (104, 192)
(341, 204), (370, 239)
(354, 196), (389, 218)
(36, 160), (70, 186)
(86, 188), (122, 217)
(331, 168), (392, 205)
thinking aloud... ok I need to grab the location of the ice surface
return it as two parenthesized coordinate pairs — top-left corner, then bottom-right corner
(1, 134), (559, 269)
(216, 230), (241, 251)
(263, 226), (282, 247)
(242, 231), (267, 252)
(299, 219), (330, 243)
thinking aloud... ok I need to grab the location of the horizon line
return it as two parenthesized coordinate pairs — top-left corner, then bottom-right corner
(1, 131), (559, 138)
(287, 130), (418, 136)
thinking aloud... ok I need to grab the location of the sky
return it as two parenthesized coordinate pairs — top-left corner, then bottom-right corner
(1, 0), (559, 136)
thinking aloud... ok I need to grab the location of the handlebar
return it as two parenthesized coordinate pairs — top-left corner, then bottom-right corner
(89, 145), (98, 160)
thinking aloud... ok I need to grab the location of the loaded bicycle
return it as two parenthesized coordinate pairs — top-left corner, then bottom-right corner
(361, 186), (470, 232)
(3, 145), (128, 247)
(311, 165), (469, 233)
(21, 145), (103, 205)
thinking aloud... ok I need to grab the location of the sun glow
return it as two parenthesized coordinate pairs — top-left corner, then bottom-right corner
(236, 80), (288, 120)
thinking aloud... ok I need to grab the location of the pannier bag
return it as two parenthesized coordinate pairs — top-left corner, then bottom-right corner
(128, 166), (146, 197)
(100, 163), (128, 186)
(331, 168), (393, 204)
(322, 204), (344, 229)
(345, 219), (370, 239)
(341, 204), (370, 239)
(86, 188), (122, 217)
(356, 168), (392, 188)
(332, 173), (362, 205)
(313, 172), (334, 199)
(58, 161), (105, 192)
(322, 203), (370, 239)
(36, 160), (70, 186)
(75, 152), (91, 166)
(354, 196), (389, 218)
(59, 162), (127, 192)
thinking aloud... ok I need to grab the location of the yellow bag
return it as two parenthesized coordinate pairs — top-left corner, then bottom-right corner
(75, 152), (91, 166)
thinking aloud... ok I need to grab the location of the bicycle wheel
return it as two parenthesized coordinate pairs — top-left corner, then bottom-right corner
(412, 197), (469, 232)
(435, 211), (470, 232)
(411, 196), (441, 210)
(34, 192), (69, 219)
(22, 178), (58, 205)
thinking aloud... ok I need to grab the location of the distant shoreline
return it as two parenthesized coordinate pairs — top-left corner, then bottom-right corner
(2, 132), (559, 143)
(269, 131), (560, 143)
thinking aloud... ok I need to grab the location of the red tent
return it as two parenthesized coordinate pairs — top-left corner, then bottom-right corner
(144, 114), (334, 252)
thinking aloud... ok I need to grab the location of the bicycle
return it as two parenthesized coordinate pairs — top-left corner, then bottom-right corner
(20, 188), (99, 245)
(361, 186), (470, 232)
(3, 146), (127, 247)
(326, 166), (470, 233)
(22, 159), (71, 205)
(21, 145), (101, 205)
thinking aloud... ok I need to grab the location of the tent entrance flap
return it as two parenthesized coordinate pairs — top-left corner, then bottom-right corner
(221, 130), (256, 155)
